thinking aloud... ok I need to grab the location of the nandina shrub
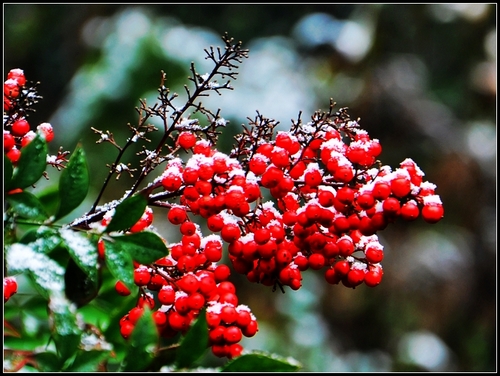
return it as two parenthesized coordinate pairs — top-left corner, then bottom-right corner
(3, 33), (444, 372)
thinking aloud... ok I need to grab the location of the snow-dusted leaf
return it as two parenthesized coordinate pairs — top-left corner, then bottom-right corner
(20, 226), (62, 254)
(59, 228), (98, 283)
(5, 190), (49, 220)
(48, 291), (82, 362)
(6, 243), (65, 300)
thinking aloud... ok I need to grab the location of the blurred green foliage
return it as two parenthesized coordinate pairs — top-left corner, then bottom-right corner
(4, 4), (496, 372)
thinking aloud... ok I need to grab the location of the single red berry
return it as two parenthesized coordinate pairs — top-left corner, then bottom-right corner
(152, 310), (168, 327)
(421, 204), (444, 224)
(37, 123), (54, 142)
(6, 147), (21, 164)
(221, 223), (241, 243)
(4, 131), (15, 152)
(168, 206), (188, 225)
(391, 177), (412, 198)
(346, 268), (365, 286)
(400, 201), (420, 221)
(120, 320), (135, 339)
(178, 131), (197, 149)
(158, 286), (176, 305)
(134, 267), (151, 286)
(4, 79), (20, 98)
(11, 118), (30, 137)
(7, 68), (26, 86)
(308, 253), (325, 270)
(365, 245), (384, 263)
(115, 280), (132, 296)
(224, 325), (243, 344)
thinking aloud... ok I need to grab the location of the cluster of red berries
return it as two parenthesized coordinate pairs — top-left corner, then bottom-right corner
(4, 69), (54, 165)
(98, 207), (258, 358)
(154, 121), (444, 293)
(4, 276), (18, 303)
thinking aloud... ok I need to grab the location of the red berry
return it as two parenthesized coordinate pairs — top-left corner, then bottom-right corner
(178, 131), (197, 149)
(346, 268), (365, 286)
(120, 320), (135, 339)
(391, 177), (411, 198)
(168, 206), (188, 225)
(115, 280), (132, 296)
(308, 253), (325, 270)
(158, 286), (176, 305)
(4, 79), (20, 98)
(400, 201), (420, 221)
(4, 277), (18, 302)
(7, 68), (26, 86)
(221, 223), (241, 243)
(134, 267), (151, 286)
(6, 147), (21, 164)
(421, 204), (444, 224)
(224, 326), (242, 344)
(37, 123), (54, 142)
(11, 118), (30, 137)
(152, 310), (168, 327)
(4, 131), (15, 152)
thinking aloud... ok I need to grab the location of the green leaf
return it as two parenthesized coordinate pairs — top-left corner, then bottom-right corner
(102, 238), (135, 291)
(19, 226), (62, 254)
(5, 190), (49, 220)
(5, 243), (65, 300)
(10, 133), (48, 190)
(221, 351), (302, 372)
(55, 143), (89, 220)
(4, 156), (14, 192)
(105, 194), (147, 233)
(33, 352), (63, 372)
(48, 292), (83, 362)
(175, 308), (209, 369)
(120, 307), (159, 372)
(110, 231), (168, 265)
(65, 350), (110, 372)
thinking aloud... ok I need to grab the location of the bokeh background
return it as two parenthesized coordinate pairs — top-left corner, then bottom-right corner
(4, 4), (496, 372)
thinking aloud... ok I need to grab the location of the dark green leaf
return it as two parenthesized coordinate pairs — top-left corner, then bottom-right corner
(19, 226), (62, 254)
(33, 352), (63, 372)
(120, 307), (159, 372)
(102, 238), (135, 291)
(65, 350), (110, 372)
(221, 351), (302, 372)
(55, 144), (89, 220)
(105, 194), (147, 233)
(4, 156), (14, 192)
(64, 258), (101, 308)
(5, 190), (49, 219)
(10, 134), (48, 189)
(37, 185), (61, 217)
(175, 308), (209, 369)
(111, 231), (168, 265)
(48, 292), (83, 362)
